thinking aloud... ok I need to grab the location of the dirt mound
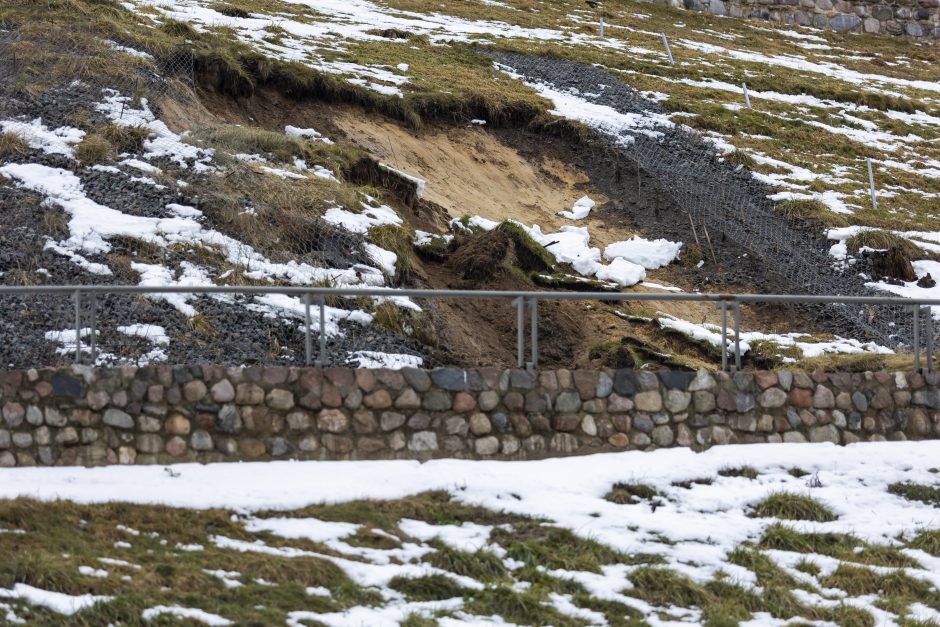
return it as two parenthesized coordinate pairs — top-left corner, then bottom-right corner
(448, 229), (511, 281)
(868, 248), (917, 282)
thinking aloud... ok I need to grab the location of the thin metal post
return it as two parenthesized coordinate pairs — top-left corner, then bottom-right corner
(719, 302), (728, 372)
(304, 293), (312, 367)
(634, 142), (642, 201)
(925, 306), (934, 373)
(660, 32), (674, 64)
(599, 16), (604, 37)
(913, 305), (921, 372)
(317, 296), (326, 367)
(73, 289), (81, 365)
(513, 297), (524, 368)
(742, 82), (751, 109)
(867, 157), (878, 210)
(732, 301), (741, 372)
(528, 298), (538, 371)
(89, 292), (96, 365)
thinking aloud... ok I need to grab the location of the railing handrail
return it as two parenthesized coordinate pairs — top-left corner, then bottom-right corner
(2, 284), (940, 307)
(4, 285), (937, 372)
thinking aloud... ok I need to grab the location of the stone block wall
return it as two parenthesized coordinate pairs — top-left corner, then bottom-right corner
(0, 366), (939, 468)
(651, 0), (939, 37)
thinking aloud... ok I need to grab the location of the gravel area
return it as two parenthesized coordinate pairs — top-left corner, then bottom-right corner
(0, 79), (423, 368)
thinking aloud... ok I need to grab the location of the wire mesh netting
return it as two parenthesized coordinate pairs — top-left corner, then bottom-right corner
(495, 52), (916, 349)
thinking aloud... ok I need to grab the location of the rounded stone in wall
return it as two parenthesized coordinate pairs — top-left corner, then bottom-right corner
(864, 17), (881, 32)
(829, 14), (861, 30)
(905, 22), (925, 36)
(709, 0), (728, 15)
(870, 4), (892, 19)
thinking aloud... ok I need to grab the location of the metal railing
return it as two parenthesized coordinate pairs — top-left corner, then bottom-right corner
(0, 285), (936, 372)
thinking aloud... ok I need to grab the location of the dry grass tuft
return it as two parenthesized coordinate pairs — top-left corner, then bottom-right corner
(846, 229), (928, 258)
(0, 132), (29, 158)
(75, 133), (115, 164)
(100, 123), (150, 155)
(774, 199), (848, 226)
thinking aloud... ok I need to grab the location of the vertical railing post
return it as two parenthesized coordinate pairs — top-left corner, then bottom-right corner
(867, 157), (878, 210)
(719, 301), (728, 372)
(317, 296), (326, 367)
(913, 305), (922, 372)
(660, 32), (674, 64)
(89, 292), (97, 365)
(924, 306), (934, 374)
(73, 289), (82, 365)
(732, 301), (742, 372)
(527, 297), (538, 371)
(513, 297), (524, 369)
(304, 292), (312, 367)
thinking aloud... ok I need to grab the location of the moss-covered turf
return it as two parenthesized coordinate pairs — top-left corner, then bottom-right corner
(3, 488), (940, 625)
(749, 492), (838, 522)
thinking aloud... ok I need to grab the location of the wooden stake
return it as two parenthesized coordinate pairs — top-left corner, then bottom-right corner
(703, 225), (718, 264)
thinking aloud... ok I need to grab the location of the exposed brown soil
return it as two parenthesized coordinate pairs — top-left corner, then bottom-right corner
(191, 86), (814, 369)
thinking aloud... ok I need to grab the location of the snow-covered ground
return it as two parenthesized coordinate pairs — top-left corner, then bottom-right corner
(2, 442), (940, 625)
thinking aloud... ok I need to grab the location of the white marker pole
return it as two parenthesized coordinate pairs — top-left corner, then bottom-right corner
(742, 82), (751, 108)
(661, 32), (674, 65)
(599, 16), (604, 37)
(867, 157), (878, 209)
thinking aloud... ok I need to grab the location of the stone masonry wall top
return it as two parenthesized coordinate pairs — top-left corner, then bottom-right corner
(651, 0), (939, 37)
(0, 366), (938, 468)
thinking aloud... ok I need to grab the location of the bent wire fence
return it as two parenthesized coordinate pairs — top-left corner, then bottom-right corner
(492, 53), (908, 347)
(0, 284), (937, 372)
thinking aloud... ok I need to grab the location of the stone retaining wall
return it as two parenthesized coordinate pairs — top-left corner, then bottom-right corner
(649, 0), (939, 37)
(1, 366), (939, 467)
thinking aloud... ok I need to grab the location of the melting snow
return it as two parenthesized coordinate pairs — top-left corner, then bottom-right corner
(0, 584), (111, 616)
(558, 195), (596, 220)
(141, 605), (232, 625)
(0, 118), (84, 157)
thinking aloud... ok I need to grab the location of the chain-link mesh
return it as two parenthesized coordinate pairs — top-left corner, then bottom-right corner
(495, 52), (912, 348)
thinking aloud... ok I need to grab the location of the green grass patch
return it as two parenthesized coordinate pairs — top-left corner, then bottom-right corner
(389, 574), (466, 601)
(758, 524), (918, 568)
(889, 482), (940, 508)
(490, 522), (642, 573)
(718, 466), (760, 480)
(724, 148), (756, 169)
(822, 564), (940, 610)
(265, 490), (526, 530)
(749, 493), (837, 522)
(604, 482), (663, 505)
(424, 542), (508, 583)
(464, 585), (585, 627)
(0, 497), (376, 625)
(908, 529), (940, 556)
